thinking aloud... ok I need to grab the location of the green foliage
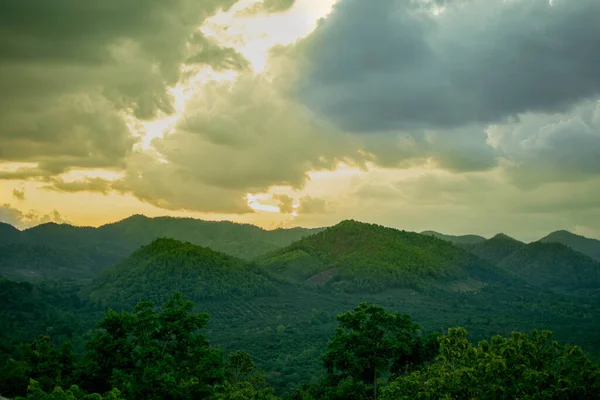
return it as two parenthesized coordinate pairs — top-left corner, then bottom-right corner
(499, 242), (600, 289)
(79, 292), (224, 399)
(464, 236), (600, 289)
(0, 216), (322, 282)
(259, 220), (500, 293)
(300, 303), (439, 400)
(462, 234), (526, 265)
(420, 231), (487, 245)
(0, 244), (98, 282)
(0, 277), (84, 350)
(540, 230), (600, 262)
(88, 238), (279, 307)
(382, 327), (600, 399)
(15, 379), (123, 399)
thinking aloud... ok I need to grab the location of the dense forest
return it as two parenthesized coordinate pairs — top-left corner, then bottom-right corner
(2, 217), (600, 398)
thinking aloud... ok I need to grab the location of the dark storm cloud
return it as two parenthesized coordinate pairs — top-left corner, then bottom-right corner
(295, 0), (600, 132)
(0, 0), (246, 177)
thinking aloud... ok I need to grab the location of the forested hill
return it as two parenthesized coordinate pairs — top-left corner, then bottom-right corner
(0, 222), (20, 244)
(540, 230), (600, 262)
(0, 215), (323, 281)
(462, 235), (600, 289)
(0, 244), (98, 281)
(498, 242), (600, 289)
(462, 233), (526, 265)
(420, 230), (487, 245)
(258, 220), (502, 293)
(88, 238), (279, 308)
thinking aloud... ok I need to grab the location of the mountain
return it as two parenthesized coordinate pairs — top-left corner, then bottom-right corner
(0, 277), (85, 343)
(0, 244), (98, 282)
(0, 215), (323, 280)
(462, 234), (526, 265)
(258, 220), (502, 293)
(88, 238), (279, 307)
(539, 230), (600, 262)
(421, 230), (487, 245)
(498, 242), (600, 289)
(0, 222), (20, 245)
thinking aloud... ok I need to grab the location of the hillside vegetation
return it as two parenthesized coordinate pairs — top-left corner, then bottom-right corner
(462, 235), (600, 289)
(462, 234), (526, 265)
(0, 215), (322, 280)
(259, 220), (500, 293)
(499, 242), (600, 289)
(88, 238), (279, 308)
(420, 230), (487, 245)
(540, 230), (600, 261)
(0, 244), (98, 282)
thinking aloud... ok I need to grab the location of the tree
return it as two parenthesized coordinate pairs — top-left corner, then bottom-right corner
(382, 327), (600, 399)
(215, 350), (279, 400)
(78, 292), (224, 399)
(14, 379), (123, 399)
(321, 303), (439, 399)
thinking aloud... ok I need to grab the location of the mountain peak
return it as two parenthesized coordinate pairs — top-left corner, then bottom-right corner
(259, 222), (499, 293)
(539, 230), (600, 262)
(491, 233), (519, 241)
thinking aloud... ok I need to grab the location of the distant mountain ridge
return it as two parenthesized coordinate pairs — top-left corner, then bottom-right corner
(420, 230), (487, 245)
(463, 235), (600, 289)
(0, 215), (323, 281)
(539, 230), (600, 262)
(258, 220), (503, 293)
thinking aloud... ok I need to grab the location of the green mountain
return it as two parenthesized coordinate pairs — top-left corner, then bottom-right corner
(462, 234), (526, 265)
(258, 220), (501, 293)
(0, 222), (20, 244)
(420, 230), (487, 245)
(0, 215), (323, 280)
(0, 277), (84, 344)
(0, 244), (98, 282)
(539, 230), (600, 262)
(498, 242), (600, 289)
(88, 238), (279, 308)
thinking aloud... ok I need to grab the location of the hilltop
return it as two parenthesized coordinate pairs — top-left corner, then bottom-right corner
(462, 234), (526, 265)
(498, 242), (600, 289)
(421, 230), (487, 245)
(539, 230), (600, 262)
(258, 220), (501, 293)
(88, 238), (279, 307)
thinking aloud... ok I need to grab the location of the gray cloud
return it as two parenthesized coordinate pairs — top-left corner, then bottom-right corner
(297, 196), (329, 214)
(490, 100), (600, 187)
(295, 0), (600, 132)
(0, 0), (247, 177)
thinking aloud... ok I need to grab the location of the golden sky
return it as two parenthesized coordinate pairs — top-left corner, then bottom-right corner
(1, 0), (600, 241)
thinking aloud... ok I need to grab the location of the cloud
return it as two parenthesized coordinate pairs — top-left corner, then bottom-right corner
(274, 194), (295, 213)
(297, 196), (328, 214)
(0, 204), (69, 229)
(489, 100), (600, 187)
(12, 187), (25, 201)
(108, 73), (359, 213)
(239, 0), (296, 15)
(44, 177), (114, 195)
(295, 0), (600, 132)
(0, 0), (248, 177)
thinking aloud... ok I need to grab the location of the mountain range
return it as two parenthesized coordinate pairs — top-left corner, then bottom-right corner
(2, 216), (600, 395)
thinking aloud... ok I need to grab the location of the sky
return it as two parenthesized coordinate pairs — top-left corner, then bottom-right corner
(1, 0), (599, 242)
